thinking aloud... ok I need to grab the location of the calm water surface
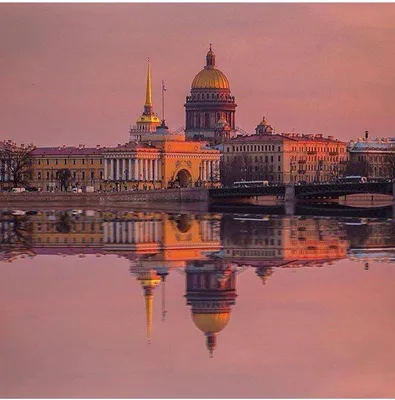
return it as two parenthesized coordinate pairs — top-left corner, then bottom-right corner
(0, 209), (395, 397)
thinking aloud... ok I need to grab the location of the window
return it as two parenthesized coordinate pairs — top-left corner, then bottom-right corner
(38, 172), (41, 179)
(46, 159), (49, 165)
(278, 155), (281, 162)
(90, 159), (93, 165)
(100, 159), (103, 165)
(271, 156), (274, 162)
(73, 172), (76, 179)
(91, 171), (94, 179)
(73, 159), (76, 165)
(46, 171), (50, 179)
(55, 159), (58, 165)
(38, 159), (41, 165)
(64, 159), (67, 165)
(82, 171), (85, 179)
(82, 159), (85, 165)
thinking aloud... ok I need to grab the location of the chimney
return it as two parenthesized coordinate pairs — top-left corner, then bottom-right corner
(365, 130), (369, 140)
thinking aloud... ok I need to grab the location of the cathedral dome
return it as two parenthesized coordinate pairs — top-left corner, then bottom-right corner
(192, 312), (231, 333)
(191, 46), (230, 89)
(192, 68), (230, 89)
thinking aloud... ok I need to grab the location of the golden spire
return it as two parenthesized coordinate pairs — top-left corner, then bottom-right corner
(145, 58), (152, 107)
(144, 287), (154, 344)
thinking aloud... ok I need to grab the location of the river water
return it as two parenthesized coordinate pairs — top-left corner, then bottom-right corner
(0, 208), (394, 397)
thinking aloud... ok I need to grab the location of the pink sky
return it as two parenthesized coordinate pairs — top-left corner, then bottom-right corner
(1, 256), (395, 397)
(1, 3), (395, 147)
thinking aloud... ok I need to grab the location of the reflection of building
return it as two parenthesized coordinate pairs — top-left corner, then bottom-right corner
(221, 216), (348, 275)
(185, 260), (237, 357)
(185, 46), (237, 144)
(223, 123), (347, 183)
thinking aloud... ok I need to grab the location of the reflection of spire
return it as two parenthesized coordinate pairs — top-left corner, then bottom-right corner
(206, 332), (216, 359)
(144, 286), (154, 344)
(161, 277), (167, 322)
(364, 262), (369, 271)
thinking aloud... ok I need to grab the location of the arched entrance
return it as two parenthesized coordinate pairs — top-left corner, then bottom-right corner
(176, 169), (192, 188)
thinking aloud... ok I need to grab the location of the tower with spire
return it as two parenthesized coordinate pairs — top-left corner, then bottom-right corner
(130, 59), (161, 142)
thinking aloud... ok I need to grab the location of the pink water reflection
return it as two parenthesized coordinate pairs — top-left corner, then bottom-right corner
(0, 255), (394, 397)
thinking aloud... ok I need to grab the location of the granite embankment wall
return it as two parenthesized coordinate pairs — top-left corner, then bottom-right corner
(0, 188), (209, 208)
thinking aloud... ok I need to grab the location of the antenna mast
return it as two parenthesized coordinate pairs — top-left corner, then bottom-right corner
(161, 80), (166, 122)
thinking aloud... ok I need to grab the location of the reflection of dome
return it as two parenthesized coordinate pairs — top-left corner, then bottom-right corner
(192, 69), (230, 89)
(192, 312), (231, 334)
(191, 47), (230, 89)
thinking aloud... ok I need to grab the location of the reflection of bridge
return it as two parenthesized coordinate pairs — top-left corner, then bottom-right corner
(209, 182), (393, 202)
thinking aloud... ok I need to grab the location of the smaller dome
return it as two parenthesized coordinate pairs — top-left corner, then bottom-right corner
(192, 312), (231, 334)
(138, 115), (161, 124)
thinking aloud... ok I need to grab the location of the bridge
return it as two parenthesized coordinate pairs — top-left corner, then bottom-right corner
(209, 182), (394, 203)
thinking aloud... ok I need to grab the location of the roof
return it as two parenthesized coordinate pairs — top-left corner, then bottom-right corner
(31, 146), (103, 156)
(229, 133), (346, 144)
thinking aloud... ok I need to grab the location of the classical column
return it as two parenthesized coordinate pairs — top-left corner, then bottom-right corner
(110, 159), (114, 180)
(116, 221), (121, 243)
(128, 159), (132, 180)
(150, 160), (154, 181)
(128, 222), (132, 243)
(139, 159), (143, 180)
(133, 222), (138, 244)
(114, 159), (119, 180)
(109, 222), (114, 243)
(158, 160), (161, 181)
(208, 160), (212, 181)
(122, 159), (126, 180)
(122, 221), (127, 243)
(103, 222), (108, 244)
(134, 159), (138, 181)
(104, 159), (108, 180)
(144, 159), (148, 181)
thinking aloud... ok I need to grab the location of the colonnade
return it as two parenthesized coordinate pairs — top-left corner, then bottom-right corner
(103, 221), (163, 244)
(200, 220), (221, 242)
(104, 158), (161, 181)
(200, 160), (220, 181)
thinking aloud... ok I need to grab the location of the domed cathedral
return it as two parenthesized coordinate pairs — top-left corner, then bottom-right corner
(185, 46), (237, 144)
(129, 59), (161, 142)
(185, 260), (237, 358)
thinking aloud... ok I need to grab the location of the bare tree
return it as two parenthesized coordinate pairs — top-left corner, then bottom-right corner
(0, 140), (35, 188)
(384, 153), (395, 178)
(344, 159), (371, 177)
(56, 168), (72, 192)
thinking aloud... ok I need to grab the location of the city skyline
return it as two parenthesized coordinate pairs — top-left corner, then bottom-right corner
(1, 3), (395, 147)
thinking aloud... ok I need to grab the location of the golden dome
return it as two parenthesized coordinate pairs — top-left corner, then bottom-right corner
(191, 46), (230, 89)
(192, 312), (231, 333)
(192, 68), (230, 89)
(138, 114), (161, 124)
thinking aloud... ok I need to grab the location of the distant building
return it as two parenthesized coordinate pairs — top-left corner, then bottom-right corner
(30, 146), (104, 191)
(184, 46), (237, 144)
(222, 117), (348, 184)
(347, 132), (395, 178)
